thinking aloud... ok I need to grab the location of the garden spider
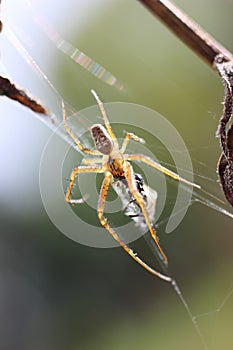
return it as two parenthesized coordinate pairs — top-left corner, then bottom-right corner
(64, 90), (199, 282)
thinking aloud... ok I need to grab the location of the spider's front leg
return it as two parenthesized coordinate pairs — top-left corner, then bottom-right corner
(123, 161), (168, 267)
(66, 166), (104, 204)
(98, 172), (171, 282)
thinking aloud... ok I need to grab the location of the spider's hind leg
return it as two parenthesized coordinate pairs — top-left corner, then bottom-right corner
(120, 132), (145, 153)
(62, 99), (100, 156)
(91, 89), (118, 146)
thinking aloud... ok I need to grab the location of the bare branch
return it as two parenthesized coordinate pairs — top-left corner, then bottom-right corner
(0, 76), (48, 114)
(138, 0), (233, 66)
(0, 0), (48, 115)
(138, 0), (233, 207)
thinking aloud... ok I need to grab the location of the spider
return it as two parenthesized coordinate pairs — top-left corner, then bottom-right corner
(64, 90), (199, 282)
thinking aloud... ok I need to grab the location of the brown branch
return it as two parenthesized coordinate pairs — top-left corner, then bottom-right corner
(215, 60), (233, 207)
(139, 0), (233, 207)
(0, 0), (48, 115)
(138, 0), (233, 67)
(0, 76), (48, 114)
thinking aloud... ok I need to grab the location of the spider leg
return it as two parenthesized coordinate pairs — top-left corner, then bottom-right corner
(123, 161), (168, 266)
(62, 100), (100, 155)
(81, 157), (103, 165)
(98, 172), (171, 282)
(91, 89), (119, 148)
(126, 154), (200, 189)
(120, 132), (145, 153)
(66, 166), (104, 204)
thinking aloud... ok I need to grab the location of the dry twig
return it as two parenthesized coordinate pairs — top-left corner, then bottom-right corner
(138, 0), (233, 207)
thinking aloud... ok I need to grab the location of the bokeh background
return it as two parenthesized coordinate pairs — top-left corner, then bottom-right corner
(0, 0), (233, 349)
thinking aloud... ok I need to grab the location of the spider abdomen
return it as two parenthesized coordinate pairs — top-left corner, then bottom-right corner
(91, 124), (113, 155)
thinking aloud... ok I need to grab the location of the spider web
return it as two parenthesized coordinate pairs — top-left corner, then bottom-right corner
(1, 1), (233, 350)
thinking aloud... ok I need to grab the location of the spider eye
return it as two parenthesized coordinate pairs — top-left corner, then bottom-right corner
(91, 124), (113, 155)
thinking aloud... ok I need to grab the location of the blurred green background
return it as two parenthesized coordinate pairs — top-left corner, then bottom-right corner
(0, 0), (233, 349)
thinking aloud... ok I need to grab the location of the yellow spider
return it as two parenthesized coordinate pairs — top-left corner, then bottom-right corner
(64, 90), (198, 282)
